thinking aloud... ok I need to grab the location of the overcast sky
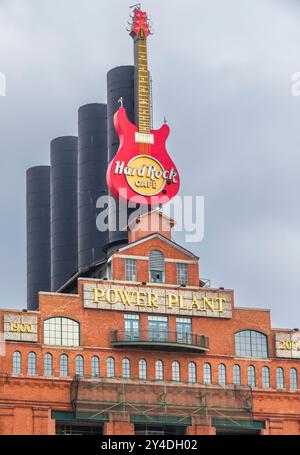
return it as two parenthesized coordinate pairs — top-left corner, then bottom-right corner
(0, 0), (300, 328)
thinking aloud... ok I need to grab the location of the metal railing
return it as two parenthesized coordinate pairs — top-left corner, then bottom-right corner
(111, 330), (209, 350)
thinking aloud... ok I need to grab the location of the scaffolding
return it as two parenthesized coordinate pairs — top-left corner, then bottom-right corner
(71, 376), (253, 427)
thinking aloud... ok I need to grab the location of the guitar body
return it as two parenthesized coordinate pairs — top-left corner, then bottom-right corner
(106, 107), (180, 205)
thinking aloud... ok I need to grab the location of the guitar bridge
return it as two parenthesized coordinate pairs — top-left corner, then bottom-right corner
(135, 132), (154, 144)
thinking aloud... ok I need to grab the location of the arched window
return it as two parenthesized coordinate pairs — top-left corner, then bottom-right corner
(139, 359), (147, 380)
(155, 360), (164, 381)
(218, 364), (226, 385)
(233, 365), (241, 386)
(91, 356), (100, 377)
(44, 317), (79, 347)
(276, 367), (285, 389)
(172, 361), (181, 382)
(28, 352), (37, 375)
(75, 355), (84, 377)
(188, 362), (197, 383)
(106, 357), (115, 378)
(149, 250), (165, 283)
(44, 353), (53, 376)
(290, 368), (298, 391)
(235, 330), (268, 359)
(60, 354), (68, 377)
(248, 365), (256, 388)
(13, 351), (21, 374)
(122, 358), (131, 379)
(262, 366), (270, 389)
(203, 363), (212, 385)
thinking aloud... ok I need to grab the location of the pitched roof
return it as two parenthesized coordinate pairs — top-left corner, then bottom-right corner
(117, 233), (199, 259)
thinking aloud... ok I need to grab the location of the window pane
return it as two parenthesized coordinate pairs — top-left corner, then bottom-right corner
(176, 318), (192, 344)
(290, 368), (298, 391)
(218, 364), (226, 385)
(44, 317), (79, 347)
(188, 362), (196, 383)
(235, 330), (268, 359)
(233, 365), (241, 386)
(125, 259), (137, 281)
(155, 360), (164, 380)
(139, 359), (147, 380)
(124, 314), (140, 341)
(148, 316), (168, 342)
(276, 367), (285, 389)
(91, 356), (100, 377)
(60, 355), (68, 377)
(172, 361), (180, 381)
(177, 263), (189, 286)
(13, 351), (21, 374)
(107, 357), (115, 378)
(122, 358), (131, 379)
(248, 366), (256, 387)
(262, 367), (270, 389)
(28, 352), (37, 375)
(76, 355), (84, 377)
(149, 250), (165, 283)
(203, 363), (211, 385)
(44, 353), (53, 376)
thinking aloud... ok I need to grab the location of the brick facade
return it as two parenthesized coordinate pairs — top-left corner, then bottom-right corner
(1, 212), (300, 435)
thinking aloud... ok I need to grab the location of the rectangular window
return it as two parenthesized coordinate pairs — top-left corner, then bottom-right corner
(176, 318), (192, 344)
(177, 263), (189, 286)
(124, 314), (140, 341)
(148, 316), (168, 342)
(125, 259), (137, 281)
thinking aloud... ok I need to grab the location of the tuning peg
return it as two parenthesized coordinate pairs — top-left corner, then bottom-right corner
(127, 20), (133, 26)
(126, 25), (132, 32)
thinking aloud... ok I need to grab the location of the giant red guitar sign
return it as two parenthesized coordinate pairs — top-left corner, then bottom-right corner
(106, 6), (180, 206)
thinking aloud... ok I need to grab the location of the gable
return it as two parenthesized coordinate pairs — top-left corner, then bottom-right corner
(117, 233), (198, 261)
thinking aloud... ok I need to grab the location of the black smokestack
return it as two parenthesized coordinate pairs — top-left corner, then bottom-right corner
(50, 136), (78, 291)
(26, 166), (51, 310)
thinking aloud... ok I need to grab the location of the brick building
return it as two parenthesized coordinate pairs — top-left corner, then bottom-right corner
(0, 209), (300, 435)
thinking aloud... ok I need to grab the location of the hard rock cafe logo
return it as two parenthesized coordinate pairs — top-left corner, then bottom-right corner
(113, 155), (178, 197)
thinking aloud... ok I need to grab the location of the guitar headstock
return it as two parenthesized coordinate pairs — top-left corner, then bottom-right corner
(129, 6), (152, 39)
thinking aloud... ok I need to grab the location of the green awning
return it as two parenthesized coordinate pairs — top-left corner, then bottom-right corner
(52, 411), (108, 422)
(212, 418), (265, 430)
(131, 414), (191, 426)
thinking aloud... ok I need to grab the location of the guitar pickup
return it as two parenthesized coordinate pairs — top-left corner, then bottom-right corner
(135, 132), (154, 144)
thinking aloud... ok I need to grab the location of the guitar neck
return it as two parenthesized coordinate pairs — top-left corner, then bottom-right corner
(137, 35), (151, 134)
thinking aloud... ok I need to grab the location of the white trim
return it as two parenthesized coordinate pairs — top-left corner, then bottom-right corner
(166, 258), (197, 264)
(39, 292), (79, 298)
(0, 309), (40, 314)
(111, 253), (197, 264)
(118, 233), (197, 259)
(78, 277), (199, 290)
(236, 307), (270, 312)
(113, 254), (148, 261)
